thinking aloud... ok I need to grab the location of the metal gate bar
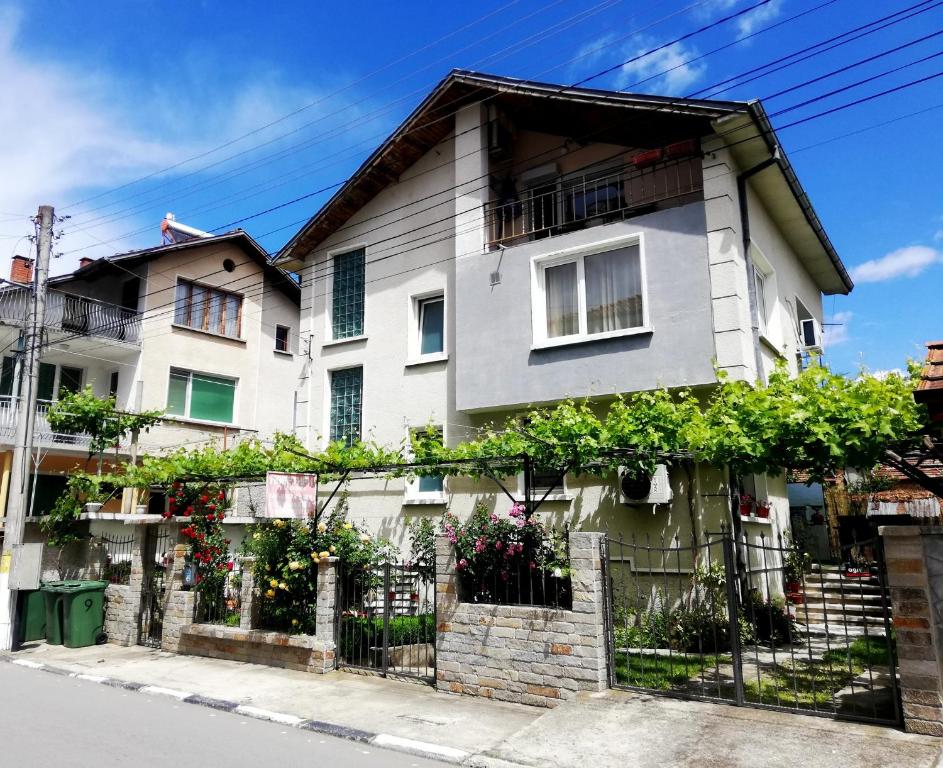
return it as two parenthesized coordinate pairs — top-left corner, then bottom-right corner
(336, 560), (435, 682)
(605, 530), (901, 726)
(138, 526), (172, 649)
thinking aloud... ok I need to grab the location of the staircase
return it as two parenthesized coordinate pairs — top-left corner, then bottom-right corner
(793, 564), (891, 639)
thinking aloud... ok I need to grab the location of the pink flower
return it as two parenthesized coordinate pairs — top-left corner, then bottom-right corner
(495, 540), (503, 551)
(515, 518), (526, 528)
(509, 503), (524, 518)
(529, 561), (536, 570)
(474, 537), (487, 554)
(457, 558), (467, 571)
(490, 513), (498, 523)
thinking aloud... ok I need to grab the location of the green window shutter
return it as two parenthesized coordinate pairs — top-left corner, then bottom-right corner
(37, 363), (56, 401)
(331, 249), (365, 339)
(189, 373), (235, 423)
(59, 366), (83, 395)
(166, 371), (188, 416)
(329, 367), (362, 446)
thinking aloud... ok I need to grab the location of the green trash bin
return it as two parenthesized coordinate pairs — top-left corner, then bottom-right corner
(17, 590), (46, 643)
(40, 581), (68, 646)
(61, 580), (108, 648)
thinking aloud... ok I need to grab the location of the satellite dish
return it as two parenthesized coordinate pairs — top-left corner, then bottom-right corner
(620, 469), (653, 501)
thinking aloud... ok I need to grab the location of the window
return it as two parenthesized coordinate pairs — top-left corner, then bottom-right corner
(331, 248), (365, 340)
(534, 239), (646, 345)
(517, 466), (568, 500)
(753, 266), (768, 335)
(417, 295), (444, 356)
(166, 369), (236, 424)
(174, 279), (243, 338)
(109, 371), (119, 398)
(329, 367), (362, 446)
(36, 363), (83, 401)
(274, 324), (291, 354)
(405, 426), (446, 501)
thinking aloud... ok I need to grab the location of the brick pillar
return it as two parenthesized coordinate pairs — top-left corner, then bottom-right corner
(312, 557), (338, 672)
(238, 556), (257, 630)
(160, 539), (194, 654)
(881, 525), (943, 736)
(105, 525), (147, 646)
(567, 531), (609, 692)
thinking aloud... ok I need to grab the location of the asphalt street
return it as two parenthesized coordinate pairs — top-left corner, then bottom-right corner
(0, 663), (449, 767)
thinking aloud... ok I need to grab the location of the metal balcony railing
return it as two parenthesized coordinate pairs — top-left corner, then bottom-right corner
(0, 287), (141, 344)
(0, 397), (93, 449)
(485, 155), (703, 246)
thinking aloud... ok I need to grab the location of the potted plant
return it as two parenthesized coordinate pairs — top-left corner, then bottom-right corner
(73, 475), (107, 514)
(739, 494), (754, 517)
(783, 539), (811, 602)
(755, 499), (771, 519)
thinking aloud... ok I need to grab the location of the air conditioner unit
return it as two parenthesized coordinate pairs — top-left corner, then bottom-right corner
(619, 464), (672, 505)
(800, 318), (823, 351)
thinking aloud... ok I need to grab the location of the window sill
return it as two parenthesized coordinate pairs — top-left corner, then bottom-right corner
(171, 323), (246, 344)
(273, 348), (294, 357)
(322, 335), (367, 349)
(759, 334), (785, 359)
(512, 493), (573, 503)
(403, 494), (449, 506)
(740, 514), (773, 526)
(405, 353), (448, 368)
(531, 326), (652, 351)
(163, 415), (243, 430)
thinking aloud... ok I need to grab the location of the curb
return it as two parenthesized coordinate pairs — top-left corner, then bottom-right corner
(1, 655), (472, 764)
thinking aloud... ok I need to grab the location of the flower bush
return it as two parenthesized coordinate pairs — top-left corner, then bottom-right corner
(443, 503), (570, 607)
(242, 500), (399, 635)
(173, 484), (232, 607)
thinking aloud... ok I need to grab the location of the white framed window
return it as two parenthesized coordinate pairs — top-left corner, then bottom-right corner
(274, 324), (291, 354)
(516, 466), (571, 502)
(166, 368), (237, 424)
(530, 234), (649, 348)
(753, 265), (768, 335)
(408, 291), (446, 363)
(404, 426), (447, 504)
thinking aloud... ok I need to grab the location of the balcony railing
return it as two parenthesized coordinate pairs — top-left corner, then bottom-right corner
(485, 155), (703, 247)
(0, 397), (93, 449)
(0, 287), (141, 344)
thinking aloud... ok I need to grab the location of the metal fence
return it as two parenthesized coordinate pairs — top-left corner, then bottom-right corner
(139, 526), (173, 649)
(194, 566), (242, 627)
(100, 534), (135, 585)
(604, 530), (900, 726)
(457, 561), (572, 609)
(336, 562), (435, 681)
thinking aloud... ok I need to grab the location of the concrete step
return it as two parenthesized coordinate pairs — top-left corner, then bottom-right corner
(798, 611), (888, 628)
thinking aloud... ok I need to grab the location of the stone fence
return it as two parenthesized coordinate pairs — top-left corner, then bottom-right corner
(435, 531), (609, 707)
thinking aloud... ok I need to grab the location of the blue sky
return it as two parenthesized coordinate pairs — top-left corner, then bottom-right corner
(0, 0), (940, 375)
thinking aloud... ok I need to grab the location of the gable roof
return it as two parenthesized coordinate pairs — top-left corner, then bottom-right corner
(55, 230), (300, 305)
(276, 69), (851, 295)
(915, 340), (943, 419)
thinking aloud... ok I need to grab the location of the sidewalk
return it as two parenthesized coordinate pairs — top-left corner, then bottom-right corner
(4, 642), (941, 768)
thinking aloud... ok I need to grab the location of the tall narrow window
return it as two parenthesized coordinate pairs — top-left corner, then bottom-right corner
(274, 325), (290, 353)
(109, 371), (120, 398)
(331, 248), (365, 340)
(753, 266), (768, 334)
(166, 369), (236, 424)
(584, 247), (643, 334)
(329, 367), (363, 446)
(418, 296), (444, 355)
(544, 262), (578, 338)
(173, 279), (243, 338)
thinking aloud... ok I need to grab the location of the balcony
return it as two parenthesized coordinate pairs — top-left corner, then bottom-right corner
(0, 397), (93, 450)
(485, 154), (703, 247)
(0, 287), (141, 345)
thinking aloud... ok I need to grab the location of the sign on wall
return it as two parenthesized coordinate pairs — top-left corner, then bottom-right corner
(264, 472), (318, 519)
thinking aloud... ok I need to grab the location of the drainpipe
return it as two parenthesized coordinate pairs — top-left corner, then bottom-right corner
(736, 149), (779, 384)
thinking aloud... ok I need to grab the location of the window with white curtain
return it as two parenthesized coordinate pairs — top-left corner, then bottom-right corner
(533, 237), (647, 346)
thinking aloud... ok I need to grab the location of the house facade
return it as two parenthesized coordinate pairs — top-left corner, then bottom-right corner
(0, 228), (301, 540)
(275, 70), (852, 551)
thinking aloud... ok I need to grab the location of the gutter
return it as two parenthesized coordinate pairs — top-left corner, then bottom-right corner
(737, 154), (779, 384)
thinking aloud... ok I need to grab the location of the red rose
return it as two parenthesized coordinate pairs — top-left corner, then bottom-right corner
(200, 495), (209, 503)
(226, 561), (234, 571)
(217, 492), (225, 501)
(206, 513), (215, 522)
(183, 509), (191, 517)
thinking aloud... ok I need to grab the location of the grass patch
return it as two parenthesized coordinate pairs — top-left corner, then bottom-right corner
(614, 650), (732, 691)
(743, 635), (890, 709)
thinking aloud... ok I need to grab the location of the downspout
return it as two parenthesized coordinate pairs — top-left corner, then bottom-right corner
(736, 150), (779, 384)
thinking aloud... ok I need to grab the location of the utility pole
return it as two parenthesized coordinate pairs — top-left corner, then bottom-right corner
(0, 204), (54, 651)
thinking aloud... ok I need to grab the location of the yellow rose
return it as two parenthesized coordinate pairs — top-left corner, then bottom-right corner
(317, 523), (327, 533)
(269, 578), (278, 588)
(311, 552), (319, 561)
(343, 522), (353, 530)
(291, 619), (299, 627)
(265, 589), (275, 598)
(279, 582), (288, 590)
(318, 551), (330, 560)
(328, 545), (336, 554)
(253, 532), (261, 540)
(360, 534), (371, 544)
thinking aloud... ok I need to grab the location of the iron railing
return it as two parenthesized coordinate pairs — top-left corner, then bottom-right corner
(486, 155), (703, 246)
(194, 566), (242, 627)
(100, 534), (135, 585)
(0, 397), (94, 449)
(0, 286), (141, 344)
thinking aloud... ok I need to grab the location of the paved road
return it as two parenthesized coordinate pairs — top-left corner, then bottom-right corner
(0, 663), (448, 767)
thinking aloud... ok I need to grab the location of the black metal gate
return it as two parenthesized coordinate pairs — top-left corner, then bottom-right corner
(138, 526), (172, 649)
(336, 561), (435, 682)
(604, 530), (901, 726)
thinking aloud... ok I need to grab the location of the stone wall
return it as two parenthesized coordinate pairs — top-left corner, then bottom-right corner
(435, 531), (608, 708)
(175, 557), (338, 673)
(102, 525), (147, 646)
(178, 625), (335, 672)
(881, 525), (943, 736)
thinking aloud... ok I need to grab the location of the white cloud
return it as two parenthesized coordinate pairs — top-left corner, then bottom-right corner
(934, 230), (943, 242)
(824, 310), (852, 348)
(850, 246), (943, 283)
(617, 38), (706, 94)
(869, 369), (905, 381)
(0, 7), (339, 274)
(735, 0), (784, 38)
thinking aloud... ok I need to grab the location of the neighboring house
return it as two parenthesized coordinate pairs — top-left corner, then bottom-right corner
(0, 224), (301, 538)
(272, 69), (852, 550)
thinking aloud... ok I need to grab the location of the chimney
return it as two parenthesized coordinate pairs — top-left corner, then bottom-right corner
(10, 255), (34, 284)
(79, 257), (95, 269)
